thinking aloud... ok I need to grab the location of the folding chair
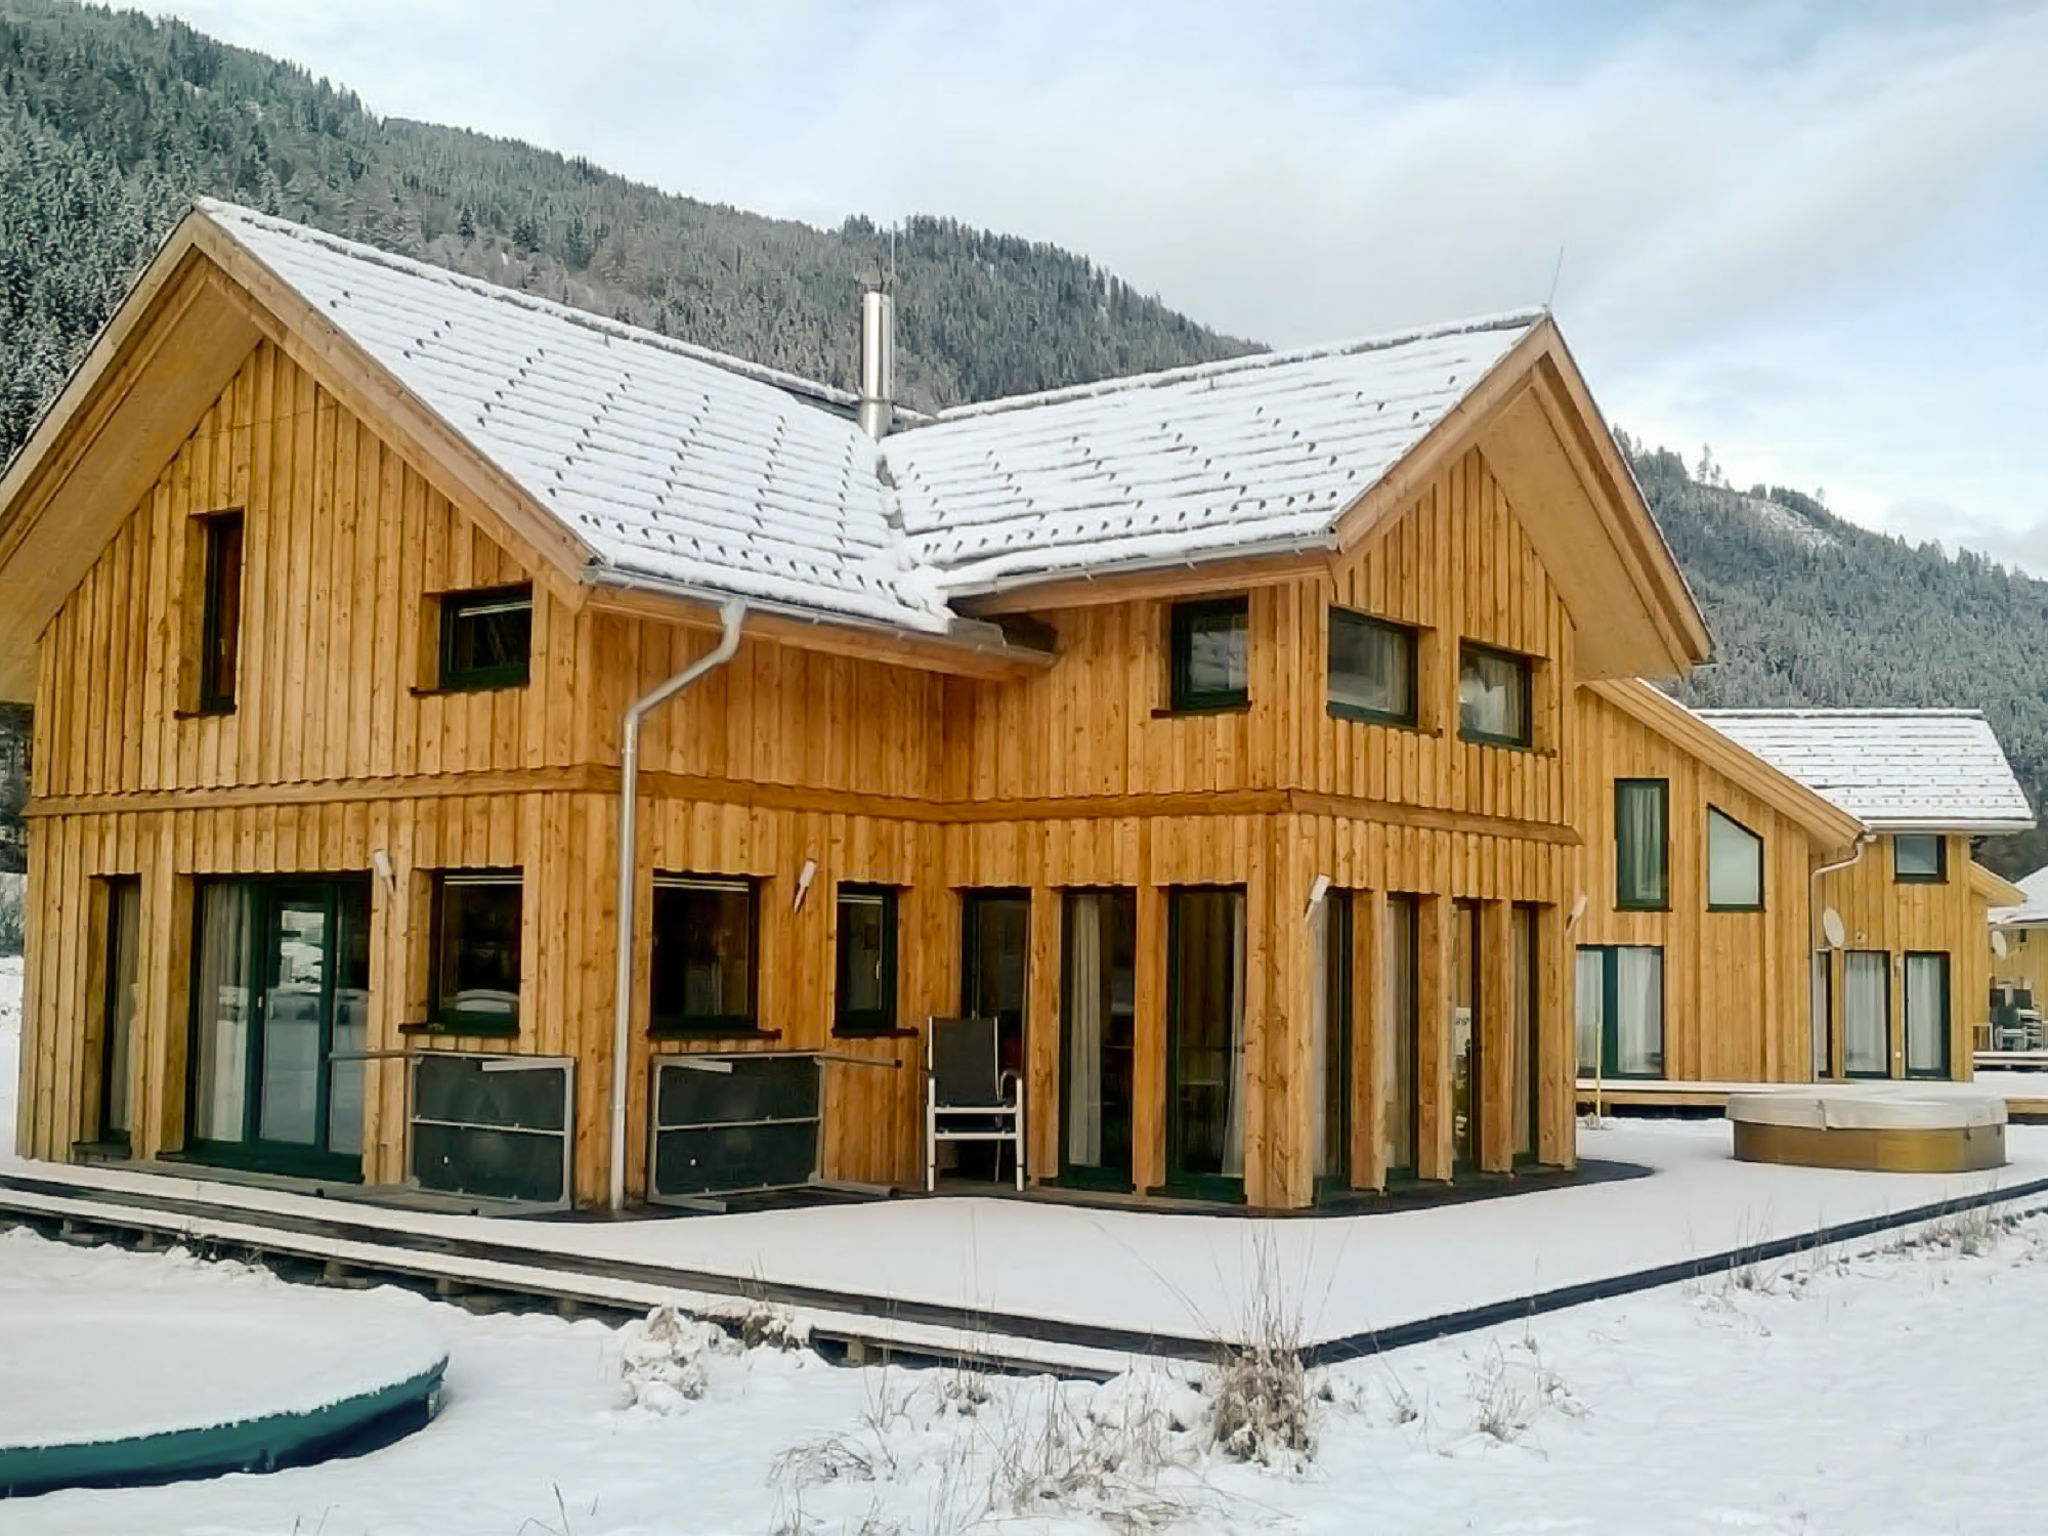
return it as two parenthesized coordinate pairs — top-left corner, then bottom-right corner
(925, 1015), (1025, 1192)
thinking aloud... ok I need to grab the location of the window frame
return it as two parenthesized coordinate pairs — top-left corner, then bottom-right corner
(1456, 640), (1534, 748)
(1326, 607), (1419, 728)
(833, 883), (900, 1037)
(1705, 805), (1766, 913)
(438, 583), (535, 693)
(1613, 778), (1671, 912)
(427, 869), (524, 1035)
(648, 874), (762, 1037)
(1892, 833), (1947, 885)
(1167, 596), (1251, 714)
(196, 510), (245, 715)
(1575, 943), (1667, 1081)
(1902, 949), (1952, 1080)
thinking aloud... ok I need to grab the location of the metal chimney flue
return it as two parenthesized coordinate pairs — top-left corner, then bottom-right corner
(857, 287), (894, 441)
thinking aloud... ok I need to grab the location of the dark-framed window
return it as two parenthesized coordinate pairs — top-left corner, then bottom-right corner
(1903, 950), (1951, 1079)
(1575, 944), (1664, 1079)
(834, 884), (898, 1036)
(439, 584), (533, 692)
(1168, 597), (1249, 713)
(429, 871), (523, 1033)
(1842, 949), (1890, 1077)
(649, 876), (759, 1035)
(197, 511), (244, 714)
(1614, 779), (1669, 911)
(97, 876), (142, 1151)
(1327, 608), (1417, 726)
(1707, 807), (1764, 911)
(1457, 641), (1531, 747)
(1893, 833), (1946, 884)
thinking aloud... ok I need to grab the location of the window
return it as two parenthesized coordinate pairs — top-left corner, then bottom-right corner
(1167, 887), (1247, 1194)
(1458, 642), (1531, 746)
(1512, 904), (1540, 1161)
(1576, 945), (1664, 1079)
(834, 885), (898, 1035)
(650, 877), (758, 1035)
(439, 584), (533, 691)
(1903, 952), (1950, 1078)
(1707, 807), (1764, 911)
(1169, 597), (1249, 712)
(1893, 834), (1946, 884)
(1380, 895), (1420, 1177)
(1315, 889), (1354, 1186)
(1061, 889), (1137, 1186)
(197, 512), (244, 713)
(1327, 609), (1416, 725)
(1843, 950), (1889, 1077)
(430, 872), (523, 1032)
(98, 877), (142, 1150)
(1614, 779), (1669, 910)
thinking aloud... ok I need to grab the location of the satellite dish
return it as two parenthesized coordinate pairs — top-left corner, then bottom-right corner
(1993, 929), (2010, 958)
(1821, 907), (1847, 949)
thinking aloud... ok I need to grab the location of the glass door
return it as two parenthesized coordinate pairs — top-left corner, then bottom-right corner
(1059, 890), (1136, 1188)
(1576, 945), (1666, 1080)
(1167, 887), (1246, 1198)
(1315, 890), (1354, 1190)
(1811, 950), (1834, 1079)
(1843, 950), (1890, 1077)
(1903, 952), (1950, 1079)
(1451, 901), (1480, 1173)
(97, 878), (142, 1150)
(959, 890), (1030, 1180)
(1512, 904), (1539, 1162)
(188, 878), (369, 1178)
(1381, 896), (1420, 1178)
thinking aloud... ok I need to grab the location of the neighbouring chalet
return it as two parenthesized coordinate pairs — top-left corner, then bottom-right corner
(1989, 867), (2048, 1044)
(1676, 709), (2027, 1083)
(1570, 681), (1865, 1085)
(0, 202), (1711, 1212)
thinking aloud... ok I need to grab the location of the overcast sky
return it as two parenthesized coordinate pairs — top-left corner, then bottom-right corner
(150, 0), (2048, 569)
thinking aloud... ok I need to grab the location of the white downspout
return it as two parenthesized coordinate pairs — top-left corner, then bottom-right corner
(609, 598), (747, 1211)
(1808, 832), (1875, 1080)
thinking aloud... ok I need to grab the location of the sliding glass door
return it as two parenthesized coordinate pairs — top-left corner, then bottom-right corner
(1512, 905), (1539, 1162)
(1903, 951), (1950, 1079)
(1381, 896), (1420, 1177)
(1811, 950), (1834, 1079)
(97, 878), (141, 1150)
(1576, 945), (1664, 1079)
(1451, 901), (1481, 1172)
(1843, 950), (1889, 1078)
(1168, 887), (1246, 1197)
(189, 878), (370, 1178)
(1060, 890), (1135, 1188)
(961, 891), (1030, 1079)
(1314, 890), (1354, 1189)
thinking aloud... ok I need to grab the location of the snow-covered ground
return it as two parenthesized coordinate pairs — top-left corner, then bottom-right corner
(10, 961), (2048, 1531)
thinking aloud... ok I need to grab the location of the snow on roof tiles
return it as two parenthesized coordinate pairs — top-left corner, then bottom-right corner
(202, 201), (1543, 632)
(1693, 709), (2035, 832)
(886, 316), (1541, 588)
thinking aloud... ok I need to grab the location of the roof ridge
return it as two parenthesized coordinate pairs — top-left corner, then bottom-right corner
(915, 306), (1549, 427)
(197, 197), (860, 412)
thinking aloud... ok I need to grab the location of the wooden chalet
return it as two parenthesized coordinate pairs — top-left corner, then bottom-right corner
(0, 202), (1709, 1212)
(1988, 867), (2048, 1038)
(1574, 696), (2030, 1090)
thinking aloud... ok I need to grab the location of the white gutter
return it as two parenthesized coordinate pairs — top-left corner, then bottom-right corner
(608, 597), (747, 1211)
(937, 531), (1341, 601)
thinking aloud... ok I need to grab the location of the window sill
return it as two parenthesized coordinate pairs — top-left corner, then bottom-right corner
(1893, 876), (1947, 886)
(400, 1019), (521, 1039)
(410, 680), (530, 698)
(1707, 904), (1765, 914)
(1614, 902), (1670, 914)
(1152, 701), (1250, 719)
(1327, 703), (1428, 731)
(649, 1025), (783, 1043)
(173, 705), (237, 720)
(833, 1025), (920, 1041)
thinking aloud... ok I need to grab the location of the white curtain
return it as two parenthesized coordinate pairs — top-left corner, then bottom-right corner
(1844, 952), (1888, 1075)
(1065, 896), (1104, 1167)
(191, 883), (253, 1144)
(1223, 892), (1247, 1179)
(1575, 947), (1604, 1075)
(1616, 783), (1666, 905)
(1613, 947), (1663, 1077)
(1904, 953), (1948, 1075)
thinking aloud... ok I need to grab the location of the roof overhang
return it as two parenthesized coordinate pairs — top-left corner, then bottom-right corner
(1972, 861), (2027, 907)
(1861, 818), (2038, 836)
(1587, 679), (1864, 849)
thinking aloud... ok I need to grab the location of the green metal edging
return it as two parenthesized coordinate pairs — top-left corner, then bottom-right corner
(0, 1355), (446, 1498)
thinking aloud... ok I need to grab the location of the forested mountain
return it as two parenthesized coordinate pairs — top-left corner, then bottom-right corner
(1627, 440), (2048, 877)
(0, 0), (2043, 895)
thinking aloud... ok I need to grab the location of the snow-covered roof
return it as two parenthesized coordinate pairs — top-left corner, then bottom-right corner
(1992, 864), (2048, 927)
(205, 202), (953, 633)
(1693, 709), (2035, 833)
(887, 314), (1541, 590)
(201, 202), (1544, 632)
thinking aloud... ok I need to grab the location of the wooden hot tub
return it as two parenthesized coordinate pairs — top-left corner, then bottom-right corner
(1726, 1085), (2007, 1174)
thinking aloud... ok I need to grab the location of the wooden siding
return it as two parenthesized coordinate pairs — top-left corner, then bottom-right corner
(1814, 835), (1994, 1081)
(19, 344), (1594, 1209)
(1570, 686), (1831, 1082)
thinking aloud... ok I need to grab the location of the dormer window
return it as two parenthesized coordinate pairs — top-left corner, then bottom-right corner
(1169, 597), (1249, 713)
(439, 584), (533, 692)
